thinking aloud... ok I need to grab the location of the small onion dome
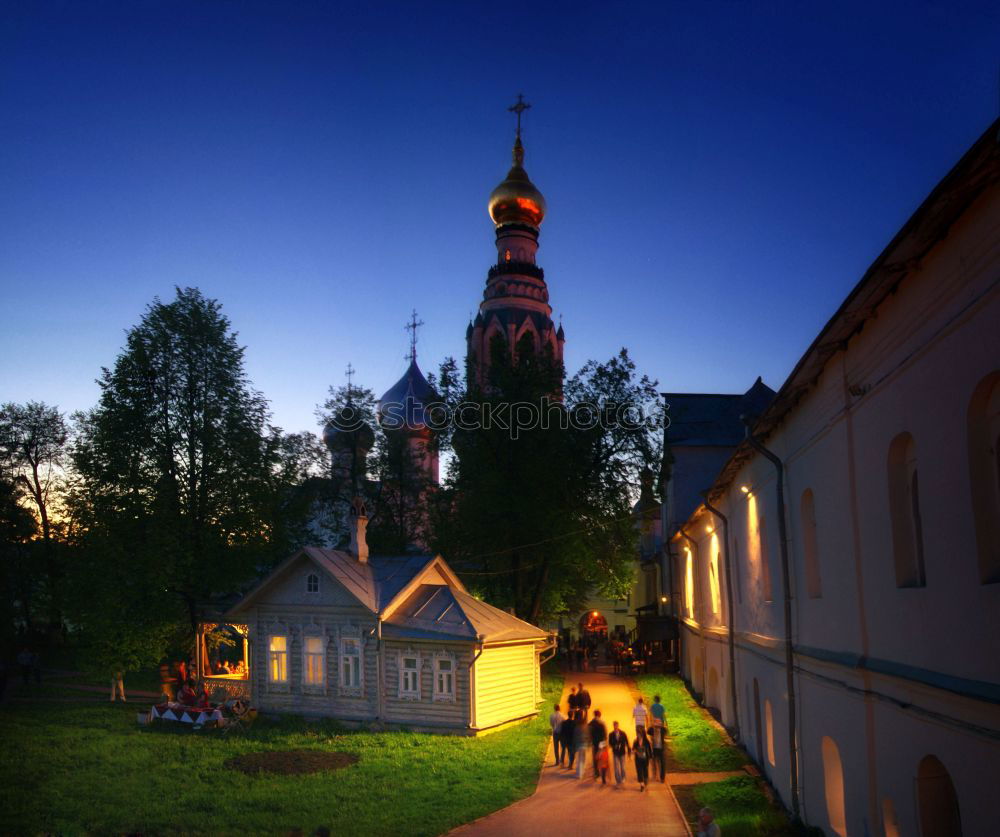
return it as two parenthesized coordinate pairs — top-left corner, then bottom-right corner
(488, 136), (546, 228)
(323, 403), (375, 455)
(378, 358), (439, 433)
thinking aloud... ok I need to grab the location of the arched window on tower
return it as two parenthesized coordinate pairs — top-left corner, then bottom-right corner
(888, 432), (926, 587)
(504, 248), (511, 262)
(967, 372), (1000, 583)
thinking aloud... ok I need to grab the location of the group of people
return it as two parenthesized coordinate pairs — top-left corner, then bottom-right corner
(175, 677), (214, 709)
(549, 686), (669, 792)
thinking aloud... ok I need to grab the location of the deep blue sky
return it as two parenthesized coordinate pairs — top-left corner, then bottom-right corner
(2, 1), (998, 434)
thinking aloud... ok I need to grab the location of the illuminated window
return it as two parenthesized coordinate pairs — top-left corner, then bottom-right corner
(340, 636), (362, 692)
(303, 635), (325, 686)
(306, 573), (319, 593)
(752, 679), (763, 766)
(968, 372), (1000, 583)
(882, 798), (900, 837)
(821, 736), (847, 837)
(399, 653), (420, 698)
(504, 249), (511, 262)
(801, 489), (822, 598)
(888, 432), (926, 587)
(764, 698), (775, 766)
(684, 547), (695, 617)
(434, 654), (456, 700)
(734, 538), (743, 604)
(268, 634), (288, 683)
(709, 533), (721, 616)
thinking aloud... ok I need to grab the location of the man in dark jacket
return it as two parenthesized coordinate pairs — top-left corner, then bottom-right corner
(588, 710), (607, 778)
(576, 682), (592, 721)
(609, 720), (631, 786)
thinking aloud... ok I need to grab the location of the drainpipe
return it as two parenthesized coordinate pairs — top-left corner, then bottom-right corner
(742, 418), (800, 820)
(466, 635), (485, 731)
(701, 493), (740, 743)
(375, 617), (384, 721)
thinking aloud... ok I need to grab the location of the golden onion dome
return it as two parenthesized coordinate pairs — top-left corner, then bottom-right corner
(488, 136), (547, 228)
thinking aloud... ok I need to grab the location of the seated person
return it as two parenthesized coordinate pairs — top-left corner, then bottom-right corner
(178, 679), (198, 706)
(197, 683), (212, 709)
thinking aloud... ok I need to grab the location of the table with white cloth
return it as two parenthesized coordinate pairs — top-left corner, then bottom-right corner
(151, 702), (224, 726)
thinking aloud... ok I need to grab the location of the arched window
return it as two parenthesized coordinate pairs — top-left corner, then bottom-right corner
(764, 698), (776, 766)
(504, 248), (511, 262)
(821, 736), (847, 837)
(734, 538), (743, 604)
(801, 489), (822, 598)
(684, 547), (695, 618)
(888, 433), (926, 587)
(967, 372), (1000, 583)
(306, 573), (319, 594)
(709, 533), (721, 616)
(916, 755), (962, 836)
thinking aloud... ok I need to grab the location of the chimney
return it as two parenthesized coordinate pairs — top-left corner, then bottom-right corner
(348, 496), (369, 563)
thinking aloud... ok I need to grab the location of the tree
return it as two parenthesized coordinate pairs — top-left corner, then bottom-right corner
(72, 287), (277, 634)
(0, 401), (70, 636)
(433, 347), (661, 623)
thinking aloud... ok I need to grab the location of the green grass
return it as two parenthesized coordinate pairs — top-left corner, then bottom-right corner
(675, 776), (794, 837)
(636, 674), (747, 771)
(0, 673), (563, 835)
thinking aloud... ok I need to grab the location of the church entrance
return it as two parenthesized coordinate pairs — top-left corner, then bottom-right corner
(579, 610), (608, 639)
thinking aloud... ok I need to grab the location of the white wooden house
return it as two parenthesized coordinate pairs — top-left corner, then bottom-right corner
(197, 511), (553, 734)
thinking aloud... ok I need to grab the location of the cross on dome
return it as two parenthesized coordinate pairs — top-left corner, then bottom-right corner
(404, 309), (425, 362)
(508, 93), (531, 138)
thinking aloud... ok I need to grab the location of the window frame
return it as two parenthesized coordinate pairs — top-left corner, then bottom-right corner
(338, 631), (364, 696)
(302, 632), (327, 692)
(398, 649), (422, 700)
(306, 572), (320, 595)
(433, 651), (457, 702)
(267, 629), (290, 687)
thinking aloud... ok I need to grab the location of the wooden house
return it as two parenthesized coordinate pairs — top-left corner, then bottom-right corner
(196, 508), (553, 734)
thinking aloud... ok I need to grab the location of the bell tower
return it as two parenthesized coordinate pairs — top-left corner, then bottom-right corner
(467, 95), (564, 387)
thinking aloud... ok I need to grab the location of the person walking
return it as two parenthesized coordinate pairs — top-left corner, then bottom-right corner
(577, 682), (592, 721)
(595, 741), (610, 785)
(588, 710), (607, 779)
(573, 713), (590, 780)
(697, 807), (721, 837)
(561, 709), (577, 768)
(609, 720), (631, 787)
(650, 720), (666, 782)
(632, 696), (649, 732)
(567, 686), (579, 717)
(650, 693), (666, 726)
(110, 670), (126, 702)
(575, 643), (585, 673)
(549, 703), (565, 766)
(632, 727), (653, 791)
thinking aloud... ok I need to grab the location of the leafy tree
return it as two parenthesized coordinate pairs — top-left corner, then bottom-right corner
(0, 477), (38, 645)
(0, 401), (70, 635)
(71, 287), (277, 634)
(434, 347), (661, 623)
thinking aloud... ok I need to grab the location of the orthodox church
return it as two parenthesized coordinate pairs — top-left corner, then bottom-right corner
(193, 104), (561, 733)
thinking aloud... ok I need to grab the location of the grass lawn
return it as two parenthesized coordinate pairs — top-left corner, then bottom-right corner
(0, 672), (562, 836)
(673, 776), (796, 837)
(635, 674), (747, 771)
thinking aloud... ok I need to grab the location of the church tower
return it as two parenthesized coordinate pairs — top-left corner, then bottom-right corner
(467, 96), (564, 386)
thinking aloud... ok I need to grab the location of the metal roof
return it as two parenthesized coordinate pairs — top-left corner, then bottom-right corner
(663, 378), (776, 447)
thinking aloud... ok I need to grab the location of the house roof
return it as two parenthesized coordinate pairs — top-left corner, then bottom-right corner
(226, 547), (547, 645)
(382, 583), (550, 643)
(700, 117), (1000, 507)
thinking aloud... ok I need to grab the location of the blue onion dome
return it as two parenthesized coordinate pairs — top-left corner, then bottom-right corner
(378, 358), (439, 433)
(323, 402), (375, 454)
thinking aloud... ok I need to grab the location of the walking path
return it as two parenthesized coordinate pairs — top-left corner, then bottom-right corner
(449, 670), (690, 837)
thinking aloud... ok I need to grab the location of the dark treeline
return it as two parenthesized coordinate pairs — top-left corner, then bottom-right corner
(0, 286), (661, 673)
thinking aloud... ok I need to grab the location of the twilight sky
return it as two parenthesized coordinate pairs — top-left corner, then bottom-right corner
(2, 1), (998, 435)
